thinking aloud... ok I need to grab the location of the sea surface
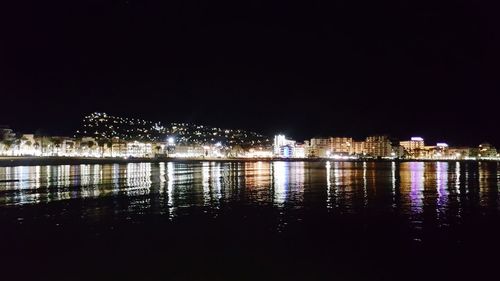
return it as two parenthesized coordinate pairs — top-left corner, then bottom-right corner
(0, 161), (499, 280)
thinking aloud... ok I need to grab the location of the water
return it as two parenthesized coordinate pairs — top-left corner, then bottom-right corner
(0, 161), (499, 280)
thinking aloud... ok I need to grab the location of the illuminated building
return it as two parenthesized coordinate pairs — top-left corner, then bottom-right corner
(306, 138), (330, 157)
(293, 143), (306, 158)
(53, 137), (77, 156)
(111, 138), (128, 157)
(478, 143), (498, 158)
(0, 126), (16, 156)
(351, 141), (366, 155)
(400, 137), (424, 151)
(305, 137), (353, 157)
(244, 148), (273, 158)
(436, 142), (448, 148)
(171, 145), (206, 158)
(330, 137), (353, 154)
(447, 147), (472, 159)
(273, 135), (296, 158)
(400, 137), (425, 158)
(392, 145), (406, 158)
(127, 141), (153, 157)
(0, 126), (15, 142)
(77, 137), (99, 157)
(433, 143), (449, 159)
(18, 134), (37, 156)
(279, 145), (293, 158)
(365, 135), (392, 157)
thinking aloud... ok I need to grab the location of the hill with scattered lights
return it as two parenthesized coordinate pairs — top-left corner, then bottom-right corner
(75, 112), (271, 147)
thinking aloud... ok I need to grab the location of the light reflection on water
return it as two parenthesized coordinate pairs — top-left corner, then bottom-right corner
(0, 161), (499, 225)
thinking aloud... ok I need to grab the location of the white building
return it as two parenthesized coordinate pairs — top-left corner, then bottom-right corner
(171, 145), (206, 158)
(273, 135), (297, 158)
(127, 141), (153, 157)
(244, 148), (274, 158)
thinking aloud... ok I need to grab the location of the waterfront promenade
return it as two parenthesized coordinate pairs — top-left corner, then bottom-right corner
(0, 155), (498, 167)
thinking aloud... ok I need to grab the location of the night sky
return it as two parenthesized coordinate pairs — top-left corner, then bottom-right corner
(1, 1), (497, 146)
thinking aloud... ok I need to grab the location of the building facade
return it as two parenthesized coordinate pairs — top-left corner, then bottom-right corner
(330, 137), (353, 154)
(273, 135), (298, 158)
(365, 135), (392, 157)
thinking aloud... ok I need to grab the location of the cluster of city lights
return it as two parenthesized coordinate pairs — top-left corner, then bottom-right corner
(75, 112), (270, 146)
(271, 134), (500, 160)
(1, 114), (499, 161)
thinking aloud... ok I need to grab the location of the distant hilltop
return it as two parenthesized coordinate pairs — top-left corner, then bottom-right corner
(74, 112), (271, 147)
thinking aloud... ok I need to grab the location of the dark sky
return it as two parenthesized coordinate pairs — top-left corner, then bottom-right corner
(1, 1), (497, 146)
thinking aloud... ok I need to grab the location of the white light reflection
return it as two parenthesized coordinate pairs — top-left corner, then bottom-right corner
(211, 162), (222, 204)
(112, 164), (120, 192)
(409, 162), (424, 217)
(80, 164), (91, 187)
(159, 162), (166, 192)
(92, 165), (101, 187)
(363, 161), (367, 207)
(273, 161), (288, 206)
(391, 161), (396, 208)
(454, 162), (462, 218)
(333, 161), (340, 187)
(202, 162), (210, 206)
(326, 161), (332, 209)
(166, 162), (175, 219)
(291, 161), (305, 203)
(34, 166), (41, 190)
(436, 162), (449, 221)
(333, 162), (342, 208)
(125, 163), (152, 196)
(478, 163), (489, 208)
(14, 166), (39, 204)
(80, 165), (99, 199)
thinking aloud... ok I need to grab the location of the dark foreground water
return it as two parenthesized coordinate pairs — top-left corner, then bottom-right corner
(0, 161), (499, 280)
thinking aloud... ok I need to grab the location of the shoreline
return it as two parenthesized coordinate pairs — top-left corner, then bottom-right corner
(0, 156), (498, 167)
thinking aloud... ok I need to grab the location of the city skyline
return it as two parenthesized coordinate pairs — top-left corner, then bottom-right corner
(0, 111), (498, 149)
(1, 2), (498, 280)
(1, 111), (498, 148)
(2, 112), (499, 161)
